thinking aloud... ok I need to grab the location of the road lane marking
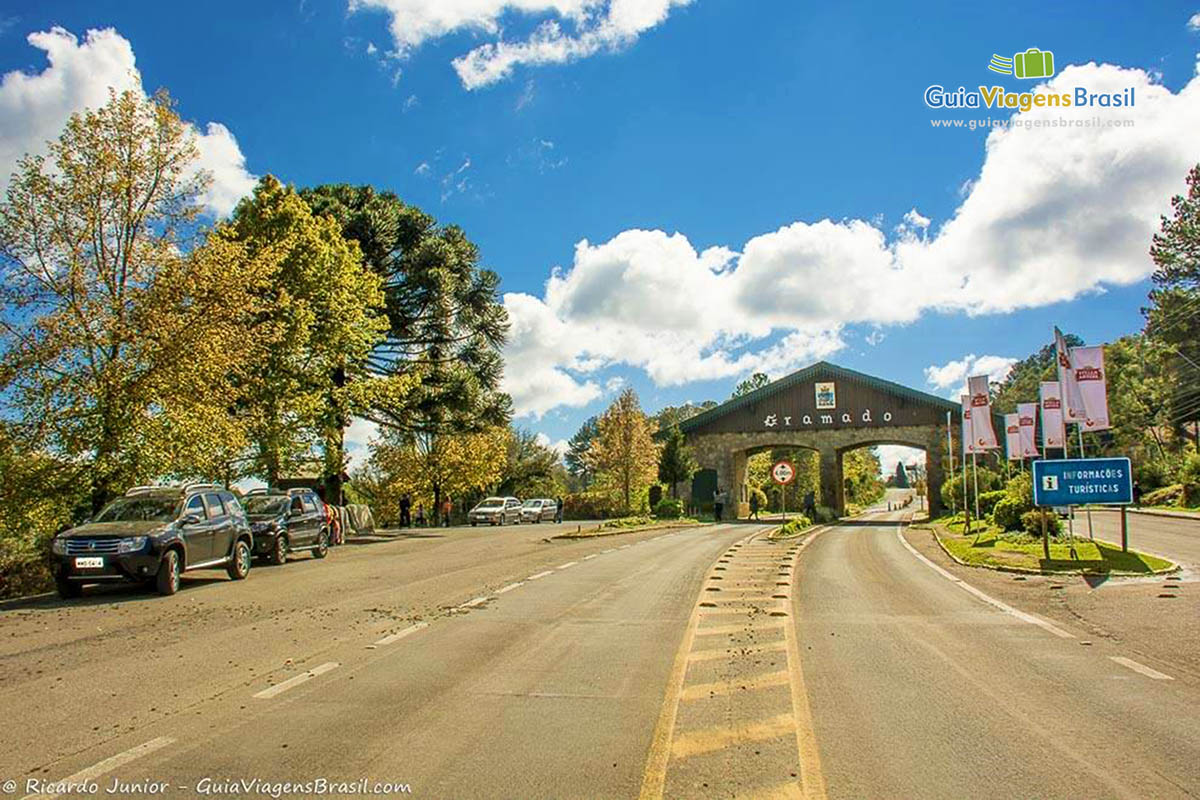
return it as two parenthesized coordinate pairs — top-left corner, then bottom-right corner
(1110, 656), (1174, 680)
(619, 544), (632, 549)
(373, 622), (428, 646)
(496, 581), (524, 594)
(688, 641), (787, 662)
(694, 620), (786, 637)
(527, 570), (554, 580)
(459, 596), (490, 609)
(895, 529), (1075, 639)
(669, 714), (796, 759)
(679, 670), (790, 701)
(583, 554), (598, 560)
(602, 548), (616, 553)
(557, 561), (578, 570)
(253, 662), (339, 699)
(21, 737), (175, 800)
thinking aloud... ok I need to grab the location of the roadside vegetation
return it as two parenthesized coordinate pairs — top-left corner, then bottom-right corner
(769, 516), (815, 540)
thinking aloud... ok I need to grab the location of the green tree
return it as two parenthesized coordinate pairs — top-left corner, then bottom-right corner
(0, 89), (265, 511)
(565, 416), (599, 488)
(298, 185), (511, 499)
(991, 333), (1084, 414)
(651, 400), (718, 431)
(587, 389), (659, 512)
(220, 176), (397, 489)
(498, 428), (561, 498)
(732, 372), (770, 398)
(893, 461), (910, 489)
(657, 424), (697, 497)
(842, 448), (885, 507)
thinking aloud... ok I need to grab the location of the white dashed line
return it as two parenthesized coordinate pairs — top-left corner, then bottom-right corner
(21, 737), (176, 800)
(1110, 656), (1174, 680)
(373, 622), (428, 647)
(583, 554), (598, 560)
(253, 662), (340, 699)
(527, 570), (554, 580)
(896, 529), (1074, 639)
(602, 548), (616, 553)
(496, 581), (524, 594)
(619, 544), (632, 549)
(558, 561), (578, 570)
(459, 596), (490, 609)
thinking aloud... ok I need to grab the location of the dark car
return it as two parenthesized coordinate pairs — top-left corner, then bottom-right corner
(49, 484), (254, 598)
(242, 488), (330, 565)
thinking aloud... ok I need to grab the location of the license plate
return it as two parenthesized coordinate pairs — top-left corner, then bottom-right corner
(74, 556), (104, 569)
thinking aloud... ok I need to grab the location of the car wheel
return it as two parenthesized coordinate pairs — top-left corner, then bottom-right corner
(226, 540), (251, 580)
(267, 534), (289, 566)
(313, 529), (329, 559)
(156, 549), (181, 596)
(55, 577), (82, 599)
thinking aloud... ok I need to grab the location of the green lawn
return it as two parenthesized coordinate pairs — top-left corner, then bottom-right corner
(933, 521), (1174, 574)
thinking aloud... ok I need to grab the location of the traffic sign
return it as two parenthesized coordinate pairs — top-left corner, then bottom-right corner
(771, 460), (795, 485)
(1032, 457), (1132, 507)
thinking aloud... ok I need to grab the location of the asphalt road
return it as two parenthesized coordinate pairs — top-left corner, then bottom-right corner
(4, 507), (1199, 799)
(1072, 507), (1200, 568)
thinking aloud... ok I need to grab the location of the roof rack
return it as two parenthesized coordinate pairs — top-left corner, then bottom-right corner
(182, 482), (224, 494)
(243, 487), (278, 496)
(125, 485), (170, 495)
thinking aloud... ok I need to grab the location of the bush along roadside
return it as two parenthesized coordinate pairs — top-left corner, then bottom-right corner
(923, 513), (1176, 575)
(769, 515), (814, 540)
(551, 515), (705, 539)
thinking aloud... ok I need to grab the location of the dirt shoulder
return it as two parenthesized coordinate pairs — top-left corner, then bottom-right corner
(903, 524), (1200, 683)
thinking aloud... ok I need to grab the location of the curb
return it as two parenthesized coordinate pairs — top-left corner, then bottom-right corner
(551, 521), (709, 540)
(920, 523), (1179, 577)
(1084, 506), (1200, 522)
(0, 591), (56, 609)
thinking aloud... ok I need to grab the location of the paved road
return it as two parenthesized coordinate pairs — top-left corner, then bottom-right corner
(797, 510), (1200, 799)
(5, 509), (1200, 799)
(1072, 507), (1200, 568)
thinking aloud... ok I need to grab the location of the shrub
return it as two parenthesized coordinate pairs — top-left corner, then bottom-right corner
(648, 485), (664, 509)
(563, 491), (619, 520)
(653, 497), (684, 519)
(1021, 509), (1062, 537)
(812, 505), (838, 524)
(1180, 454), (1200, 507)
(977, 490), (1006, 517)
(991, 497), (1024, 531)
(776, 516), (812, 537)
(1142, 484), (1183, 507)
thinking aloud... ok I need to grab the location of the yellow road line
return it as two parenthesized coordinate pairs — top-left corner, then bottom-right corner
(679, 669), (791, 701)
(694, 620), (786, 636)
(670, 713), (795, 759)
(783, 531), (829, 800)
(688, 640), (787, 662)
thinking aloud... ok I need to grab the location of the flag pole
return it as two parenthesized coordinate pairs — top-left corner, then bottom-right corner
(971, 450), (981, 541)
(946, 411), (956, 517)
(1077, 423), (1094, 539)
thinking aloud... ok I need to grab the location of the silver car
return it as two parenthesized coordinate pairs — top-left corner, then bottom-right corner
(469, 496), (523, 526)
(521, 498), (557, 523)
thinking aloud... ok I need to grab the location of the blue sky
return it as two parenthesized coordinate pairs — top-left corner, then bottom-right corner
(2, 1), (1199, 472)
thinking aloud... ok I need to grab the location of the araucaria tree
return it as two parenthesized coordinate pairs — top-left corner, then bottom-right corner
(657, 424), (697, 498)
(587, 389), (659, 512)
(0, 89), (270, 511)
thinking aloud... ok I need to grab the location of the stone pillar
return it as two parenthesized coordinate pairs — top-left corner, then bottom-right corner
(926, 434), (945, 518)
(819, 448), (841, 515)
(731, 450), (749, 519)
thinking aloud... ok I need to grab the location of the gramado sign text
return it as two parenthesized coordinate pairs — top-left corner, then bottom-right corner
(762, 408), (896, 429)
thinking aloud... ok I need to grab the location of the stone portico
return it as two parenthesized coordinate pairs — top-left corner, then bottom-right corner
(678, 362), (961, 518)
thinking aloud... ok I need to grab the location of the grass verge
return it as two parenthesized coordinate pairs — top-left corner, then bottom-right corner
(929, 517), (1175, 574)
(767, 517), (816, 541)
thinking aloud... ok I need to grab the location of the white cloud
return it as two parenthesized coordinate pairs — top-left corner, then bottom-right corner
(0, 27), (255, 217)
(876, 445), (925, 478)
(350, 0), (692, 89)
(534, 432), (569, 459)
(504, 59), (1200, 418)
(1188, 12), (1200, 31)
(344, 417), (381, 470)
(414, 161), (431, 176)
(924, 354), (1017, 398)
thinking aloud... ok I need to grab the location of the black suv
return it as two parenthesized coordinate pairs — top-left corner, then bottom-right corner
(49, 484), (254, 598)
(242, 488), (330, 565)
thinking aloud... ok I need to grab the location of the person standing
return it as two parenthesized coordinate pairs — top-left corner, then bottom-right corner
(415, 504), (426, 527)
(555, 496), (564, 523)
(399, 495), (411, 528)
(749, 491), (760, 521)
(441, 495), (452, 527)
(714, 487), (724, 523)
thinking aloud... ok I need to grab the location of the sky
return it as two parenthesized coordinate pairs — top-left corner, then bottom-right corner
(2, 1), (1199, 477)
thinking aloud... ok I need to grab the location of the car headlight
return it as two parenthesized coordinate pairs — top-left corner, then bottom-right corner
(118, 536), (149, 554)
(51, 537), (67, 555)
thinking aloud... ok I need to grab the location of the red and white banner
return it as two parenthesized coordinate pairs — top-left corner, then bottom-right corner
(961, 395), (982, 455)
(1004, 414), (1021, 461)
(1017, 402), (1040, 458)
(1070, 345), (1111, 431)
(1055, 327), (1086, 423)
(967, 375), (998, 450)
(1039, 381), (1066, 449)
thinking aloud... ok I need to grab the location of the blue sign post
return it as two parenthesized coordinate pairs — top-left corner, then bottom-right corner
(1032, 457), (1133, 507)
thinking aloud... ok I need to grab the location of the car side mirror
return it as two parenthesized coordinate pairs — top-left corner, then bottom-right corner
(181, 513), (202, 526)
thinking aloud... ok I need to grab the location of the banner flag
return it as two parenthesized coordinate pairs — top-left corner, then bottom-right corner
(1039, 381), (1066, 449)
(961, 395), (981, 455)
(967, 375), (999, 449)
(1004, 414), (1021, 461)
(1070, 345), (1111, 431)
(1055, 326), (1086, 423)
(1017, 402), (1040, 457)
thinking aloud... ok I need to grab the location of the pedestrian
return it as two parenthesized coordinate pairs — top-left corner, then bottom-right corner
(555, 496), (564, 523)
(749, 491), (760, 521)
(714, 487), (724, 523)
(415, 504), (426, 527)
(442, 495), (452, 527)
(399, 494), (411, 528)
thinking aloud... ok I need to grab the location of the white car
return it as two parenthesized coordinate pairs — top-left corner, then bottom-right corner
(521, 498), (558, 523)
(469, 497), (522, 526)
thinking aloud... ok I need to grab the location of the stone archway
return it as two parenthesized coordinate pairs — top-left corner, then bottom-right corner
(676, 362), (963, 519)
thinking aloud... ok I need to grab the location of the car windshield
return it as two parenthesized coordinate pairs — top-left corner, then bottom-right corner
(476, 499), (504, 508)
(522, 500), (540, 508)
(243, 495), (289, 515)
(94, 496), (180, 523)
